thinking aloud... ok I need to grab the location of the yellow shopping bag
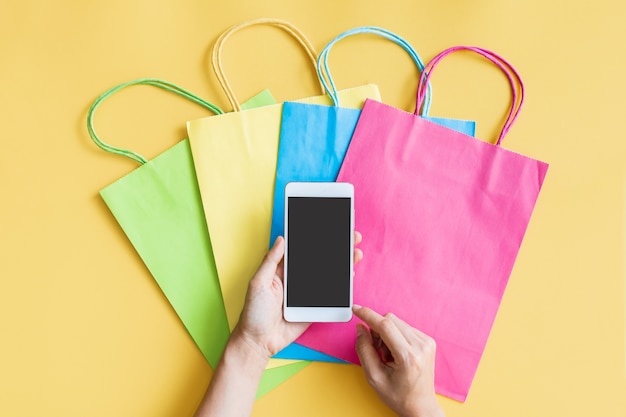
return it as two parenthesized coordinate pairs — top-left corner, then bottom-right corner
(187, 20), (380, 364)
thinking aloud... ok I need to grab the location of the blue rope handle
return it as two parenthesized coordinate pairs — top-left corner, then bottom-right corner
(316, 26), (433, 115)
(87, 78), (224, 164)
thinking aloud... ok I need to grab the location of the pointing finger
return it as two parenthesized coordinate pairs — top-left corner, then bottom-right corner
(353, 305), (410, 364)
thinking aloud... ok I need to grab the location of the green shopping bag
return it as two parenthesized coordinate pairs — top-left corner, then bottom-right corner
(88, 78), (308, 398)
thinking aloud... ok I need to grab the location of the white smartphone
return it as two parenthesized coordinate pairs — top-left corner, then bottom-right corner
(283, 182), (354, 322)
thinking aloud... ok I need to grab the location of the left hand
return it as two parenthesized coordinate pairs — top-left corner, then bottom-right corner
(232, 232), (363, 360)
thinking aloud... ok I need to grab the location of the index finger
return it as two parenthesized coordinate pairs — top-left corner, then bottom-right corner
(352, 305), (410, 362)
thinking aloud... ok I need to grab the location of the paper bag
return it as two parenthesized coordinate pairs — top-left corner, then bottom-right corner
(89, 78), (304, 397)
(187, 19), (380, 363)
(296, 47), (549, 402)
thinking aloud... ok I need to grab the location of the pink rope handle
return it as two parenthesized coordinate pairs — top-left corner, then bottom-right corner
(415, 46), (524, 145)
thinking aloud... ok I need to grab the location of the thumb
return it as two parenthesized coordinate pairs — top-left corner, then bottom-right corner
(253, 237), (285, 283)
(355, 323), (385, 383)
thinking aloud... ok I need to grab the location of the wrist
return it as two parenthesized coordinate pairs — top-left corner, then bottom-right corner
(195, 327), (269, 416)
(228, 327), (273, 365)
(398, 400), (445, 417)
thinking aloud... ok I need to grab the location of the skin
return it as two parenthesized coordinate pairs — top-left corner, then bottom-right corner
(353, 305), (445, 417)
(193, 233), (443, 417)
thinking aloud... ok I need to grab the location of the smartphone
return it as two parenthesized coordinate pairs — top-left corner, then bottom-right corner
(283, 182), (354, 322)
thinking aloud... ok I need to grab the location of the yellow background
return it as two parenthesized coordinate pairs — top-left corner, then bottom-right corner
(1, 0), (625, 416)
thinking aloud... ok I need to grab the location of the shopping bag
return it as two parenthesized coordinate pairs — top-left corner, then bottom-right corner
(187, 19), (380, 365)
(89, 78), (307, 397)
(269, 26), (476, 247)
(296, 47), (549, 402)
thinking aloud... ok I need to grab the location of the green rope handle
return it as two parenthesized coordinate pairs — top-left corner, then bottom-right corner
(87, 78), (224, 164)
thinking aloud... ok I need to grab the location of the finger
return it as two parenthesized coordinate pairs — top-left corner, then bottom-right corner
(353, 305), (410, 362)
(269, 236), (285, 261)
(370, 329), (383, 351)
(276, 257), (285, 282)
(385, 312), (420, 339)
(380, 343), (394, 363)
(385, 314), (435, 349)
(354, 231), (363, 265)
(283, 321), (311, 343)
(354, 248), (363, 265)
(355, 323), (385, 384)
(254, 236), (285, 283)
(369, 328), (392, 363)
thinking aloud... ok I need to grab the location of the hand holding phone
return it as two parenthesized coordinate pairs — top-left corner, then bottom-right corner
(283, 182), (354, 322)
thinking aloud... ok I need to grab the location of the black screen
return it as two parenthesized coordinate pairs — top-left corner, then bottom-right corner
(286, 197), (351, 307)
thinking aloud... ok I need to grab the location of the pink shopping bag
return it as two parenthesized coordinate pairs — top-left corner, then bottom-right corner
(296, 46), (549, 402)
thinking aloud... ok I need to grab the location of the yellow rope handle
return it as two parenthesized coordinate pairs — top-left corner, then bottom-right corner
(211, 18), (324, 111)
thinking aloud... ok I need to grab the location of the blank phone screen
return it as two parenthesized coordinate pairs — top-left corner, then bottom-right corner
(286, 197), (351, 307)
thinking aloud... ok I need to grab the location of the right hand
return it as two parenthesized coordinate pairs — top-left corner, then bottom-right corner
(353, 305), (444, 417)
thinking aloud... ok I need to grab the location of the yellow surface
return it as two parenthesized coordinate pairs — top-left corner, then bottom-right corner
(1, 1), (625, 416)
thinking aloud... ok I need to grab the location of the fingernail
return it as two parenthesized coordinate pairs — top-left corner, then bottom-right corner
(356, 324), (365, 336)
(352, 304), (362, 310)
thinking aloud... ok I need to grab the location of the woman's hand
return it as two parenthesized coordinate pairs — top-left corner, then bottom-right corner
(195, 232), (363, 417)
(233, 232), (363, 360)
(353, 305), (444, 417)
